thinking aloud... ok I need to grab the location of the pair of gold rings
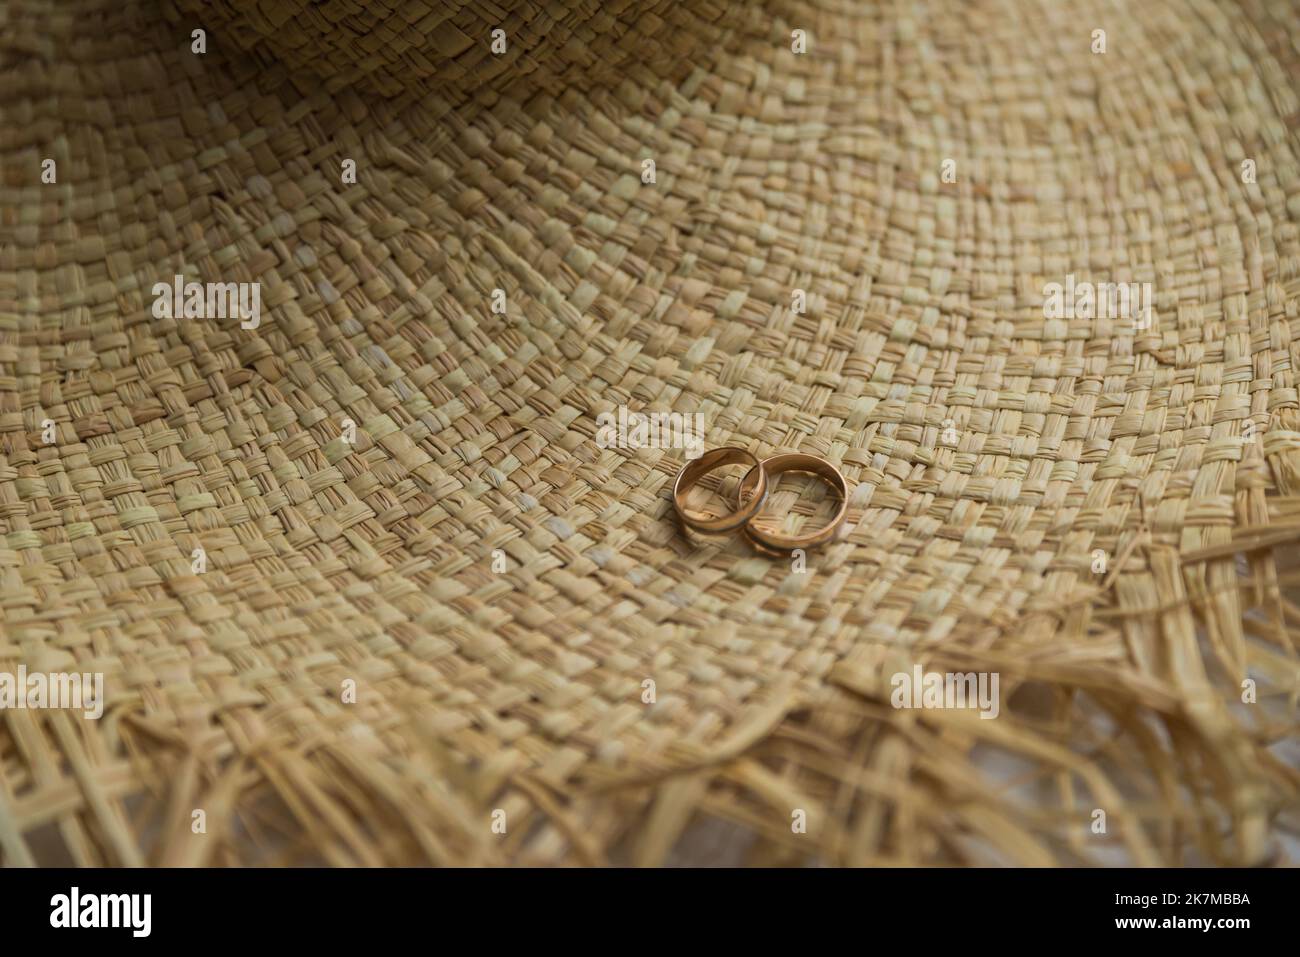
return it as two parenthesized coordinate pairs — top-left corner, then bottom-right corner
(672, 448), (849, 553)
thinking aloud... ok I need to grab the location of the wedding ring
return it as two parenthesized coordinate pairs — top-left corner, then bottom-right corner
(737, 452), (848, 552)
(672, 447), (769, 534)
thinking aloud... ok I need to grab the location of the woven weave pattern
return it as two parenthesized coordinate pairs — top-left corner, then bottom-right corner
(176, 0), (736, 101)
(1, 0), (1298, 865)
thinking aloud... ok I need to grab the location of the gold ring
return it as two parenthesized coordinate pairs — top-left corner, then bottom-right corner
(672, 447), (769, 534)
(737, 452), (848, 552)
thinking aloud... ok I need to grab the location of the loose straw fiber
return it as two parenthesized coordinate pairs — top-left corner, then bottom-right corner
(1, 0), (1299, 866)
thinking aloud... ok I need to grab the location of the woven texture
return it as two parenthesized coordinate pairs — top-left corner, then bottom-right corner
(1, 0), (1299, 866)
(181, 0), (737, 102)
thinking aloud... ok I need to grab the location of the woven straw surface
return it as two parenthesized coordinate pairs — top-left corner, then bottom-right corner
(1, 0), (1299, 866)
(182, 0), (738, 102)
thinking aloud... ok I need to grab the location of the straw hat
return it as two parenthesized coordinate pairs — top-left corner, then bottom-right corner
(2, 0), (1298, 866)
